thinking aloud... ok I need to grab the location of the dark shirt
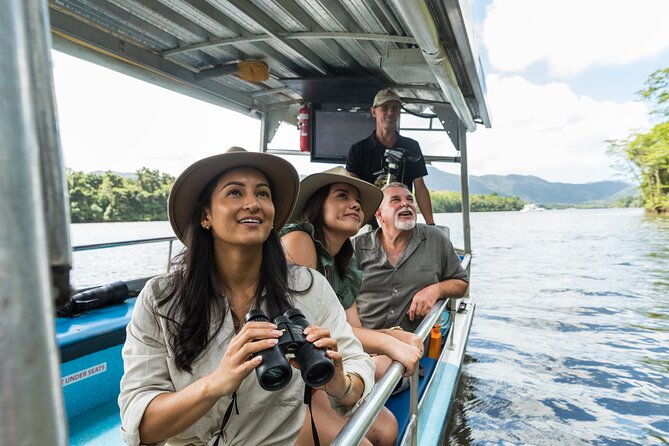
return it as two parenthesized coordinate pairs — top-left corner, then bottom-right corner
(346, 131), (428, 191)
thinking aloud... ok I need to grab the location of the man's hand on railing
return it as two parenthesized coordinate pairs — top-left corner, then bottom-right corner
(408, 282), (442, 321)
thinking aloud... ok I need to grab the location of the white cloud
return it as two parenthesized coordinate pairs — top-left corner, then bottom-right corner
(483, 0), (669, 77)
(463, 74), (649, 183)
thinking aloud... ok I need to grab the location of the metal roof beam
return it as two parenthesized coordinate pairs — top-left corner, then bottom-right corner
(272, 0), (364, 73)
(389, 0), (476, 131)
(322, 0), (386, 50)
(162, 31), (416, 57)
(215, 0), (330, 75)
(252, 87), (293, 97)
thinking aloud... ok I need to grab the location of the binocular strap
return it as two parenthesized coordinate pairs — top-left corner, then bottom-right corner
(212, 391), (238, 446)
(211, 388), (320, 446)
(304, 386), (321, 446)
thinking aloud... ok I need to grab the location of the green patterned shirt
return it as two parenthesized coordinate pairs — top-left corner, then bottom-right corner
(280, 222), (361, 309)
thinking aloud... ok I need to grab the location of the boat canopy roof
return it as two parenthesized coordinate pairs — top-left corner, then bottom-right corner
(49, 0), (491, 137)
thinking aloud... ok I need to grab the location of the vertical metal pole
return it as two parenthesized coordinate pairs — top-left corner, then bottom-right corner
(30, 0), (73, 307)
(259, 111), (268, 153)
(409, 370), (419, 446)
(167, 239), (174, 270)
(451, 123), (471, 350)
(458, 123), (471, 255)
(0, 0), (68, 444)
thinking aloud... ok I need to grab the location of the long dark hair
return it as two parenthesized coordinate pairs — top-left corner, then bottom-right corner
(300, 184), (354, 279)
(157, 170), (296, 372)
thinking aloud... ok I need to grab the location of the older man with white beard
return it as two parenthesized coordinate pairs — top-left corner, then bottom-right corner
(351, 182), (469, 333)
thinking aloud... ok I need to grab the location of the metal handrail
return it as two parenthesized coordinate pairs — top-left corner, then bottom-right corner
(73, 236), (178, 270)
(73, 236), (177, 252)
(331, 298), (450, 446)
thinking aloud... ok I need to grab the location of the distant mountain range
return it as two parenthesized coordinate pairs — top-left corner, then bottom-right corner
(423, 166), (637, 205)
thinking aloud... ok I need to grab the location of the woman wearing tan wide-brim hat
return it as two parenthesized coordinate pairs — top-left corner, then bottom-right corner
(280, 166), (421, 446)
(119, 148), (374, 446)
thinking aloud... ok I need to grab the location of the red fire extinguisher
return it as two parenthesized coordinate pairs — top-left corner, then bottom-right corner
(298, 103), (310, 152)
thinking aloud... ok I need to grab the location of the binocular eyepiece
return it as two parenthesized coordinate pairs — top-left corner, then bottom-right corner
(245, 308), (335, 391)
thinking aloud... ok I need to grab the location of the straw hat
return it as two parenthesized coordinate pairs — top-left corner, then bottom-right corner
(290, 166), (383, 223)
(168, 147), (299, 243)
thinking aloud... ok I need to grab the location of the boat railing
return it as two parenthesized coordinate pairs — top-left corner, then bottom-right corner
(332, 252), (471, 446)
(73, 236), (179, 271)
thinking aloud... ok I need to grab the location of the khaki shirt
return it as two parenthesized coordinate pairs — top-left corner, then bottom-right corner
(119, 267), (374, 446)
(352, 224), (469, 332)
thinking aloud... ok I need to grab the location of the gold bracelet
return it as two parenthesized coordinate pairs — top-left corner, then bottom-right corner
(327, 372), (353, 400)
(386, 326), (403, 334)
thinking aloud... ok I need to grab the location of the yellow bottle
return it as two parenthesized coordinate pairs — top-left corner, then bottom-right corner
(428, 324), (442, 359)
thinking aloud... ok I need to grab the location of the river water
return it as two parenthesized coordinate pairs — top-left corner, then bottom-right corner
(70, 208), (668, 445)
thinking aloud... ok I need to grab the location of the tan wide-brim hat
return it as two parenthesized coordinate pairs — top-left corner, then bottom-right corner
(168, 147), (299, 243)
(290, 166), (383, 224)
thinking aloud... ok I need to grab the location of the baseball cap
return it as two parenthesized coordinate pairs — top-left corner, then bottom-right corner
(372, 88), (402, 108)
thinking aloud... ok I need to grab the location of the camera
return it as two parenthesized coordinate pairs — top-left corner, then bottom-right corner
(245, 308), (335, 391)
(373, 147), (422, 188)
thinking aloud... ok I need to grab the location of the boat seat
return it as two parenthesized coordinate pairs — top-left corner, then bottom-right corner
(57, 298), (135, 363)
(57, 300), (133, 445)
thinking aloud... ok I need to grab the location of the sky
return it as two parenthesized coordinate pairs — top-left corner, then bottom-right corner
(52, 0), (669, 184)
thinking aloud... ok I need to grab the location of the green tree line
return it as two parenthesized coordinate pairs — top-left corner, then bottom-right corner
(608, 68), (669, 214)
(430, 191), (525, 213)
(67, 168), (174, 223)
(67, 168), (527, 223)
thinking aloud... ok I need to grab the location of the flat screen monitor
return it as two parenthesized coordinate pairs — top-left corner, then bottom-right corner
(310, 107), (375, 164)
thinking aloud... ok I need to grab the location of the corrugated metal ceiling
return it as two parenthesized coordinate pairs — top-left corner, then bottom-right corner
(48, 0), (490, 128)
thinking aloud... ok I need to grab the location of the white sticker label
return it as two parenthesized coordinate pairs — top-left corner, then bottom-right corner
(61, 362), (107, 387)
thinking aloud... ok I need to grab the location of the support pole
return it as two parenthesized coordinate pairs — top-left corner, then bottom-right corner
(459, 123), (472, 256)
(30, 0), (73, 307)
(0, 0), (68, 444)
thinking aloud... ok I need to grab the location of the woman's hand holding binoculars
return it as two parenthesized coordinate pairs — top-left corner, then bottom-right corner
(206, 321), (283, 399)
(294, 325), (346, 391)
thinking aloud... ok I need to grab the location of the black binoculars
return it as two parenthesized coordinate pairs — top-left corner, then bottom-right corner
(245, 308), (335, 391)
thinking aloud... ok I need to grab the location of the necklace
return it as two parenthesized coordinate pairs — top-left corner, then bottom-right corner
(222, 289), (254, 333)
(231, 312), (241, 332)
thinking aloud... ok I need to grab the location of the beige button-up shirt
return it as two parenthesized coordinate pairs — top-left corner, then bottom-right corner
(119, 267), (374, 446)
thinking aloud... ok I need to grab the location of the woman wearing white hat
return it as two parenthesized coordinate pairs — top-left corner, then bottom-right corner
(118, 148), (374, 446)
(281, 166), (422, 446)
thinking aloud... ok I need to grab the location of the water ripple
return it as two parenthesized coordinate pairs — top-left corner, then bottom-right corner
(440, 209), (669, 445)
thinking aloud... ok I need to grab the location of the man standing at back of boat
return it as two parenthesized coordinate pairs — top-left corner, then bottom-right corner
(351, 182), (469, 333)
(346, 88), (435, 226)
